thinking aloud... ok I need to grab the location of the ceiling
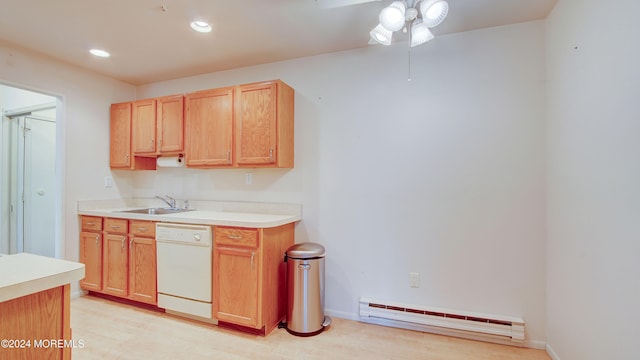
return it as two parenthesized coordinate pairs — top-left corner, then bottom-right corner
(0, 0), (557, 85)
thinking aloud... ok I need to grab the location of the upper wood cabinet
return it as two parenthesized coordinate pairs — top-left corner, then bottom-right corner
(110, 102), (133, 168)
(110, 102), (156, 170)
(235, 80), (294, 168)
(132, 99), (157, 155)
(185, 87), (234, 167)
(157, 95), (185, 154)
(110, 79), (293, 170)
(132, 96), (185, 157)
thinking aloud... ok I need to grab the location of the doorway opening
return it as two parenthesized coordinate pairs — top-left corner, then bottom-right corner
(1, 85), (58, 258)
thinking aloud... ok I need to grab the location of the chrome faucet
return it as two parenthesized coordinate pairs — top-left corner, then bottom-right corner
(155, 195), (176, 209)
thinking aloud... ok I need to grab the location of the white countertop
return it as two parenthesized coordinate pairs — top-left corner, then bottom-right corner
(0, 253), (85, 303)
(77, 199), (302, 228)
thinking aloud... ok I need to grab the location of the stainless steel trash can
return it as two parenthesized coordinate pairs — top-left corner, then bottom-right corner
(285, 242), (331, 336)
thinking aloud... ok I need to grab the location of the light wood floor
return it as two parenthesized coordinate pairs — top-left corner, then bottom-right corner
(70, 295), (551, 360)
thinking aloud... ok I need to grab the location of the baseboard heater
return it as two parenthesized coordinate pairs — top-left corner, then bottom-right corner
(359, 297), (525, 346)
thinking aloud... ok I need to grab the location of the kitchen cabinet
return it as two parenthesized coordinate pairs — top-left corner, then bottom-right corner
(132, 99), (158, 155)
(132, 96), (185, 157)
(213, 223), (294, 334)
(235, 80), (294, 168)
(0, 254), (83, 360)
(185, 87), (234, 167)
(128, 220), (157, 305)
(157, 95), (185, 154)
(79, 216), (103, 291)
(79, 217), (157, 305)
(110, 102), (156, 170)
(214, 228), (260, 327)
(111, 79), (293, 169)
(102, 218), (129, 297)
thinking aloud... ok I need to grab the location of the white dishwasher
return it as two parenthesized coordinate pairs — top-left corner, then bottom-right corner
(156, 223), (214, 321)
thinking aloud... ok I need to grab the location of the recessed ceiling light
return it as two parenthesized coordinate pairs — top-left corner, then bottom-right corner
(89, 49), (111, 58)
(190, 20), (212, 33)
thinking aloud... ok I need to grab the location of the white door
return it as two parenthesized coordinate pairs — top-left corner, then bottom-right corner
(17, 115), (56, 256)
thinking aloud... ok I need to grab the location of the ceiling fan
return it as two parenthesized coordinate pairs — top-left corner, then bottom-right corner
(316, 0), (449, 47)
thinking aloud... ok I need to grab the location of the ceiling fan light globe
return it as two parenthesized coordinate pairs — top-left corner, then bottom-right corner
(420, 0), (448, 28)
(379, 1), (406, 32)
(370, 23), (393, 45)
(410, 20), (434, 47)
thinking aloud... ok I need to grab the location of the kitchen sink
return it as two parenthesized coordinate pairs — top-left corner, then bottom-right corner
(118, 208), (194, 215)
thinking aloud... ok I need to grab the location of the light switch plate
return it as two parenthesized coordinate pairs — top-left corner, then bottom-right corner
(104, 175), (113, 188)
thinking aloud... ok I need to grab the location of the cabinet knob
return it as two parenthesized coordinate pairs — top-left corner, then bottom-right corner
(269, 148), (274, 161)
(95, 235), (100, 246)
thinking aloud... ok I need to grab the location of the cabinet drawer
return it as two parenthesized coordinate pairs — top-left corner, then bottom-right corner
(104, 218), (128, 234)
(81, 216), (103, 231)
(215, 227), (258, 248)
(129, 220), (156, 237)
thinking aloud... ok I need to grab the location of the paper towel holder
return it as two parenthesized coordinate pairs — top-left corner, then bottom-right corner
(156, 154), (184, 167)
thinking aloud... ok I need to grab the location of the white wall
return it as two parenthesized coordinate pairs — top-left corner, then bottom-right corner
(136, 22), (547, 344)
(0, 40), (136, 271)
(545, 0), (640, 359)
(0, 84), (55, 109)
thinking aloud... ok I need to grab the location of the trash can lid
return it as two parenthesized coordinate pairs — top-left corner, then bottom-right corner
(286, 242), (326, 259)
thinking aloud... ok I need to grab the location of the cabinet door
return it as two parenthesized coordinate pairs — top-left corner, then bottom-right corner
(132, 99), (157, 155)
(110, 102), (132, 168)
(157, 95), (184, 153)
(235, 82), (277, 166)
(128, 236), (157, 305)
(185, 87), (234, 167)
(79, 231), (103, 291)
(214, 246), (260, 328)
(103, 233), (129, 297)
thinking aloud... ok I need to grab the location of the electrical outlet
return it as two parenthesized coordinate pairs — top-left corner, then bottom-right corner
(104, 176), (113, 188)
(245, 173), (253, 185)
(410, 272), (420, 288)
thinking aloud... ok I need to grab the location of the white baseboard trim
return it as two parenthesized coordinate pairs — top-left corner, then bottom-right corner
(546, 344), (561, 360)
(326, 308), (548, 351)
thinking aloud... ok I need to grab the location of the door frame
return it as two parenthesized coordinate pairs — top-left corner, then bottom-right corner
(2, 89), (64, 259)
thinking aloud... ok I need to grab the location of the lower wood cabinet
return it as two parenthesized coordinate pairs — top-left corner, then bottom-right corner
(103, 232), (129, 297)
(128, 220), (157, 305)
(80, 215), (295, 335)
(79, 216), (157, 306)
(79, 216), (103, 291)
(213, 223), (294, 335)
(215, 237), (260, 327)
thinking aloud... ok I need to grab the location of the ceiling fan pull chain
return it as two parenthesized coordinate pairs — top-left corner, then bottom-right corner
(407, 47), (412, 82)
